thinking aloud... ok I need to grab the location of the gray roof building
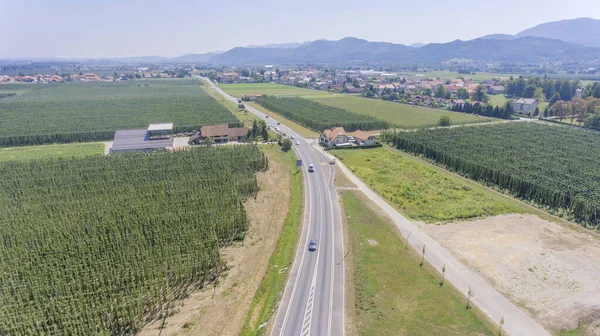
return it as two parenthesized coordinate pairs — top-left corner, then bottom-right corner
(110, 127), (174, 153)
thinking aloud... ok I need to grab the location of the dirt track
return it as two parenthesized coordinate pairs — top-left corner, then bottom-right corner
(423, 214), (600, 334)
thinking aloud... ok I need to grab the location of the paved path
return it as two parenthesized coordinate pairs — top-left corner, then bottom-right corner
(327, 147), (550, 336)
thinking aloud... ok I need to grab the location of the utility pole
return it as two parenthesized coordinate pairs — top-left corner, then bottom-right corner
(273, 265), (278, 312)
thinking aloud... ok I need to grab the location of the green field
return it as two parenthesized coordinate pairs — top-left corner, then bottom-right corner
(487, 94), (510, 107)
(406, 71), (520, 81)
(0, 142), (104, 162)
(343, 190), (495, 335)
(219, 83), (332, 98)
(256, 96), (388, 132)
(310, 95), (489, 128)
(0, 79), (240, 146)
(333, 147), (526, 223)
(0, 147), (268, 335)
(386, 122), (600, 227)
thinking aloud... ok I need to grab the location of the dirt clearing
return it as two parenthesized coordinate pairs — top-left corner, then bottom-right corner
(139, 149), (291, 336)
(423, 214), (600, 334)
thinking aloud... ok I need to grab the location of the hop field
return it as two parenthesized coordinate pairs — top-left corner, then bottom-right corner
(384, 122), (600, 227)
(255, 95), (389, 132)
(0, 79), (241, 146)
(0, 146), (268, 335)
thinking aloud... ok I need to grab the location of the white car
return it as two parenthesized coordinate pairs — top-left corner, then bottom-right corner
(290, 135), (295, 139)
(295, 141), (300, 145)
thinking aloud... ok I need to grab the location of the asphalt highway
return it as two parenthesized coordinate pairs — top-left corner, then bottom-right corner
(200, 77), (345, 336)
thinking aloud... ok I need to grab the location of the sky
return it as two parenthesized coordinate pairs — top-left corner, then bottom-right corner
(1, 0), (599, 59)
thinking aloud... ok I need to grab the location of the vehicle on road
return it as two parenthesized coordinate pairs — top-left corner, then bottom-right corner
(308, 164), (314, 172)
(275, 127), (280, 132)
(277, 122), (281, 125)
(290, 135), (294, 139)
(265, 115), (269, 118)
(237, 99), (242, 104)
(296, 141), (300, 145)
(308, 239), (317, 251)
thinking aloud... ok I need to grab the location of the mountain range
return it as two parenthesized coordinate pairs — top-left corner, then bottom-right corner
(6, 18), (600, 65)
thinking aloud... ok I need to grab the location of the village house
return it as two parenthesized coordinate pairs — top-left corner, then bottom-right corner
(219, 72), (240, 83)
(513, 98), (538, 116)
(319, 127), (350, 147)
(488, 85), (506, 95)
(347, 130), (376, 146)
(189, 124), (249, 144)
(242, 94), (262, 101)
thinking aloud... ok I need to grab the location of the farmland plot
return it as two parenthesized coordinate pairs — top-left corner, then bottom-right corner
(385, 122), (600, 228)
(0, 146), (267, 335)
(0, 79), (240, 146)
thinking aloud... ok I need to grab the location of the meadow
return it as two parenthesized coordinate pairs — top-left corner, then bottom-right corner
(332, 147), (525, 223)
(343, 190), (495, 335)
(0, 142), (104, 162)
(385, 122), (600, 227)
(219, 83), (331, 98)
(0, 79), (240, 146)
(0, 146), (268, 335)
(310, 95), (489, 129)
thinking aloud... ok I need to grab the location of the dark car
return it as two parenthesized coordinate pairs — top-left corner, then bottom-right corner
(277, 122), (280, 125)
(308, 239), (317, 251)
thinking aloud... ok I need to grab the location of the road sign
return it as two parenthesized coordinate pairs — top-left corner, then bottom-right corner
(296, 160), (303, 167)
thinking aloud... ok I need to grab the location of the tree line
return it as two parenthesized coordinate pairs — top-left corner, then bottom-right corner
(449, 100), (513, 119)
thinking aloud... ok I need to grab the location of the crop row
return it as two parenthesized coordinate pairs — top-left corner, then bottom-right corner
(0, 146), (268, 335)
(256, 95), (389, 131)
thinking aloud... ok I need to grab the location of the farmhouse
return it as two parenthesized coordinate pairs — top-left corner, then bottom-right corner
(243, 94), (262, 101)
(488, 85), (505, 95)
(513, 98), (538, 116)
(189, 124), (249, 144)
(110, 123), (174, 153)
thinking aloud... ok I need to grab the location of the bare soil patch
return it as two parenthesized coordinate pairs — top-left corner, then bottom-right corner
(423, 214), (600, 333)
(139, 152), (291, 336)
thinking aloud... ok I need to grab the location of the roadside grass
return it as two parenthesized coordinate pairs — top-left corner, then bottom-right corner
(239, 146), (303, 336)
(219, 83), (332, 98)
(556, 323), (587, 336)
(309, 95), (489, 129)
(247, 102), (320, 138)
(332, 146), (528, 223)
(0, 142), (104, 162)
(342, 190), (496, 335)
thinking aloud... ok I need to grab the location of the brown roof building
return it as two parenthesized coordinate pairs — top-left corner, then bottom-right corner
(189, 124), (248, 144)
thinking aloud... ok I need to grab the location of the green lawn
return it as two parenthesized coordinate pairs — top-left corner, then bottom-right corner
(310, 95), (490, 129)
(343, 190), (496, 335)
(487, 94), (509, 107)
(0, 142), (104, 162)
(333, 147), (527, 223)
(219, 83), (332, 98)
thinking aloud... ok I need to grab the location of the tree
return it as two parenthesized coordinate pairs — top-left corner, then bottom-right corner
(420, 245), (426, 267)
(533, 87), (545, 103)
(584, 108), (600, 130)
(549, 92), (561, 106)
(423, 88), (432, 96)
(456, 88), (469, 99)
(553, 100), (569, 121)
(281, 138), (292, 151)
(523, 84), (537, 98)
(571, 97), (587, 124)
(471, 85), (489, 103)
(438, 116), (451, 127)
(499, 317), (505, 336)
(261, 123), (269, 141)
(203, 136), (215, 147)
(434, 85), (446, 98)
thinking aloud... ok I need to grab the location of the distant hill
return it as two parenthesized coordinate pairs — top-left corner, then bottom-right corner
(409, 43), (426, 48)
(515, 17), (600, 48)
(170, 52), (221, 63)
(476, 34), (514, 40)
(107, 56), (168, 63)
(209, 36), (600, 65)
(245, 41), (315, 49)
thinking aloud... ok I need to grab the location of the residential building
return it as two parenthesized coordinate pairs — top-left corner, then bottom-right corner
(513, 98), (538, 116)
(319, 127), (349, 147)
(488, 85), (505, 94)
(348, 130), (376, 146)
